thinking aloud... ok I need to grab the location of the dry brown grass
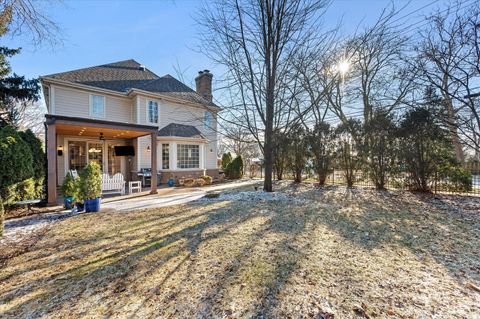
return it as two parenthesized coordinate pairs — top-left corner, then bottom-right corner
(0, 184), (479, 318)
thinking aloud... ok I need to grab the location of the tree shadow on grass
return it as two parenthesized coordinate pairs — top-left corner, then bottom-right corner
(3, 186), (476, 318)
(0, 200), (275, 318)
(314, 186), (480, 287)
(0, 205), (212, 285)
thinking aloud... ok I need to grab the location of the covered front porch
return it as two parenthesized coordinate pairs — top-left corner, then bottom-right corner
(45, 115), (159, 205)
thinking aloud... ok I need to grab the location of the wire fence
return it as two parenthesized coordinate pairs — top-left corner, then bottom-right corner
(248, 161), (480, 196)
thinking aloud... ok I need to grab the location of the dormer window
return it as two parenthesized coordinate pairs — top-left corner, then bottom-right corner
(148, 100), (159, 124)
(91, 95), (105, 117)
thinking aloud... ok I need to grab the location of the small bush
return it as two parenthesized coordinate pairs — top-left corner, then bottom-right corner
(221, 152), (232, 170)
(195, 178), (206, 187)
(1, 178), (42, 207)
(78, 162), (102, 200)
(182, 178), (196, 187)
(225, 156), (244, 179)
(445, 167), (472, 192)
(61, 172), (78, 199)
(201, 175), (212, 185)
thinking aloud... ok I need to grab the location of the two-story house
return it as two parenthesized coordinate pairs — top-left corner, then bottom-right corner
(41, 59), (220, 205)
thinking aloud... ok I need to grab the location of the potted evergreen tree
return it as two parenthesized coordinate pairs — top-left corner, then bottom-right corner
(78, 162), (102, 212)
(60, 172), (77, 209)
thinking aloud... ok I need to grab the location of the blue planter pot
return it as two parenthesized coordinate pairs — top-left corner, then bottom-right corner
(84, 198), (101, 212)
(76, 202), (84, 212)
(64, 196), (74, 209)
(167, 178), (175, 187)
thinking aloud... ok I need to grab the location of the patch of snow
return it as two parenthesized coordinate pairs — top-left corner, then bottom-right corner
(199, 190), (306, 203)
(0, 210), (79, 245)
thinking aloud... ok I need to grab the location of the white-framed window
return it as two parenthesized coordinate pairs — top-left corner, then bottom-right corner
(177, 144), (199, 169)
(147, 100), (159, 124)
(204, 111), (213, 129)
(90, 95), (105, 117)
(162, 143), (169, 169)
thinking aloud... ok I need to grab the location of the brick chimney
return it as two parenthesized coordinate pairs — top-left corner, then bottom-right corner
(195, 69), (213, 102)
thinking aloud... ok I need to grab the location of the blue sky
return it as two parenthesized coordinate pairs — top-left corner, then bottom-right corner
(5, 0), (441, 98)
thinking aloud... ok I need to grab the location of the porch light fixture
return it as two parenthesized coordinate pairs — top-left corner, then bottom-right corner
(57, 145), (63, 157)
(147, 146), (151, 152)
(99, 132), (105, 141)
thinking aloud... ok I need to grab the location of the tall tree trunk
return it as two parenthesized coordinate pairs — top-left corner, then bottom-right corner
(264, 104), (274, 191)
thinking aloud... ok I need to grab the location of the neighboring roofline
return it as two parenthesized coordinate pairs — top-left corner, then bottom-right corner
(40, 76), (223, 112)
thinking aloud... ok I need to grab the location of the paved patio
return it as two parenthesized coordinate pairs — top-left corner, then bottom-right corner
(102, 179), (261, 212)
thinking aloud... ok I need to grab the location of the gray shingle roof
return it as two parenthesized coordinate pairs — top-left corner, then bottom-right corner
(158, 123), (206, 139)
(43, 59), (219, 109)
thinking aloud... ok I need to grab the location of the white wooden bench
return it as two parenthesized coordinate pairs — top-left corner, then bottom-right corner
(102, 173), (126, 195)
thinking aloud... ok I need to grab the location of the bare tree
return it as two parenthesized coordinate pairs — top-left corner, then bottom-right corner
(198, 0), (329, 191)
(0, 0), (62, 46)
(220, 122), (261, 174)
(414, 3), (480, 163)
(323, 7), (412, 140)
(15, 100), (46, 136)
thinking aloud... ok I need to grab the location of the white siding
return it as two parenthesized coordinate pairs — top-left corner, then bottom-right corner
(106, 96), (132, 122)
(54, 86), (134, 123)
(55, 87), (89, 118)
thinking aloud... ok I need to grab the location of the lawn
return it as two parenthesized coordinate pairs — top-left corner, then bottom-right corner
(0, 183), (479, 318)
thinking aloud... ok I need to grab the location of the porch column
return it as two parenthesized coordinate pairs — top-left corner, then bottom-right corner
(46, 122), (57, 205)
(150, 132), (158, 194)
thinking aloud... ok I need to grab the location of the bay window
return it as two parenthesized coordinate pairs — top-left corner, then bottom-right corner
(177, 144), (199, 169)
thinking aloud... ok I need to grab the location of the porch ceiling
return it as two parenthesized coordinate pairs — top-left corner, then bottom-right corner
(45, 114), (158, 139)
(55, 124), (148, 139)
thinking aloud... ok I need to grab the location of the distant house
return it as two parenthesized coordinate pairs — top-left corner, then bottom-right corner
(41, 59), (220, 204)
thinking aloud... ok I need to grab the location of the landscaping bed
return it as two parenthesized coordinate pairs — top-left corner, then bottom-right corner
(0, 182), (479, 318)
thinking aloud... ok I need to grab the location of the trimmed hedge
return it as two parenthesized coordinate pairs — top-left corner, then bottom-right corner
(0, 126), (45, 208)
(0, 126), (34, 189)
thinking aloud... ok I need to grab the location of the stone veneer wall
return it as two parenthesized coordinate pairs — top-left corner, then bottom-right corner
(158, 169), (220, 184)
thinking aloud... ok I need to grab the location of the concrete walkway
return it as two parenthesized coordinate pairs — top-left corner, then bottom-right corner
(102, 179), (261, 212)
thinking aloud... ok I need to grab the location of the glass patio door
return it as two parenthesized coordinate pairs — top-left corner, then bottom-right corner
(68, 141), (87, 171)
(68, 140), (125, 176)
(107, 143), (122, 175)
(88, 142), (103, 171)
